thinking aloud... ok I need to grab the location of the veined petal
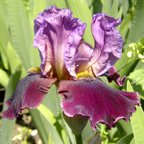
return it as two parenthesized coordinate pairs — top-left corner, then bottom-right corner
(58, 79), (139, 129)
(2, 74), (56, 119)
(65, 42), (94, 77)
(34, 6), (86, 79)
(90, 14), (123, 76)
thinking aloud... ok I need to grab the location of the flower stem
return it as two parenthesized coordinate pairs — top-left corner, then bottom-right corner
(75, 134), (83, 144)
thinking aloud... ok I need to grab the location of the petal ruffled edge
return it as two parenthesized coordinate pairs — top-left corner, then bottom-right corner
(2, 74), (56, 119)
(34, 6), (86, 79)
(64, 42), (94, 77)
(90, 13), (123, 76)
(58, 79), (139, 129)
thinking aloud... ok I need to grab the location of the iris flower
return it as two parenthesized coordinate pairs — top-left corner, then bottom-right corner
(3, 6), (139, 129)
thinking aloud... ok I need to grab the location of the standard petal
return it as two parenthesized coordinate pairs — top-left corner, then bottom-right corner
(2, 74), (56, 119)
(58, 79), (139, 129)
(90, 14), (123, 76)
(65, 42), (94, 77)
(34, 6), (86, 79)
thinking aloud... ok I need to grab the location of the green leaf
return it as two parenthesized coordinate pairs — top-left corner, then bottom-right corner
(0, 1), (9, 48)
(85, 0), (93, 7)
(37, 104), (56, 125)
(109, 0), (119, 17)
(116, 120), (132, 137)
(128, 68), (144, 97)
(101, 0), (122, 18)
(127, 81), (144, 144)
(117, 7), (123, 19)
(117, 133), (133, 144)
(30, 86), (64, 144)
(115, 42), (141, 77)
(0, 51), (9, 70)
(82, 121), (97, 143)
(91, 0), (102, 13)
(119, 0), (129, 16)
(86, 132), (101, 144)
(65, 0), (93, 45)
(31, 0), (48, 19)
(31, 108), (64, 144)
(30, 109), (49, 144)
(101, 0), (113, 14)
(0, 68), (9, 87)
(127, 0), (144, 43)
(61, 117), (76, 144)
(0, 41), (22, 73)
(44, 85), (61, 117)
(43, 85), (78, 143)
(7, 0), (33, 69)
(130, 138), (136, 144)
(53, 0), (67, 8)
(115, 11), (144, 86)
(131, 107), (144, 144)
(120, 13), (132, 40)
(0, 66), (22, 144)
(6, 42), (22, 73)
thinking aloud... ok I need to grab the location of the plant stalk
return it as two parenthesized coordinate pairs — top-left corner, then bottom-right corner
(75, 134), (83, 144)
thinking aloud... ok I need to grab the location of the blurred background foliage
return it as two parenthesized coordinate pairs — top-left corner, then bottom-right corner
(0, 0), (144, 144)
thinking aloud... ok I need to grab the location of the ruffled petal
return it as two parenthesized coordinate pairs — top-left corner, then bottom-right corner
(90, 14), (123, 76)
(58, 79), (139, 129)
(34, 6), (86, 79)
(2, 74), (56, 119)
(65, 42), (94, 76)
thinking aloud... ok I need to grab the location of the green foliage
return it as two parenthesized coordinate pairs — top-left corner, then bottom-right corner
(127, 0), (144, 43)
(6, 0), (33, 69)
(127, 81), (144, 144)
(117, 133), (133, 144)
(131, 107), (144, 144)
(129, 68), (144, 97)
(0, 0), (144, 144)
(0, 66), (22, 144)
(65, 0), (94, 45)
(0, 69), (9, 87)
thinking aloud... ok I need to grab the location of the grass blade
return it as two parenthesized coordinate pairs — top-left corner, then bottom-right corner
(0, 66), (22, 144)
(127, 81), (144, 144)
(7, 0), (33, 69)
(127, 0), (144, 43)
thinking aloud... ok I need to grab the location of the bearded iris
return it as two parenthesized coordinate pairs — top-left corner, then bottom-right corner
(3, 6), (139, 129)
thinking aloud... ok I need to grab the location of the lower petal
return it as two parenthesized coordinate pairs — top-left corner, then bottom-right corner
(58, 79), (139, 129)
(2, 74), (56, 119)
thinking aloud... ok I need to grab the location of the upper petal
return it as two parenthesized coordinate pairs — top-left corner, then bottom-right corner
(58, 79), (139, 129)
(34, 6), (86, 79)
(2, 74), (56, 119)
(90, 14), (123, 76)
(65, 42), (94, 77)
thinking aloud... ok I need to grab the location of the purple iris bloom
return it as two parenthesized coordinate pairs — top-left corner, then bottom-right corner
(3, 6), (139, 129)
